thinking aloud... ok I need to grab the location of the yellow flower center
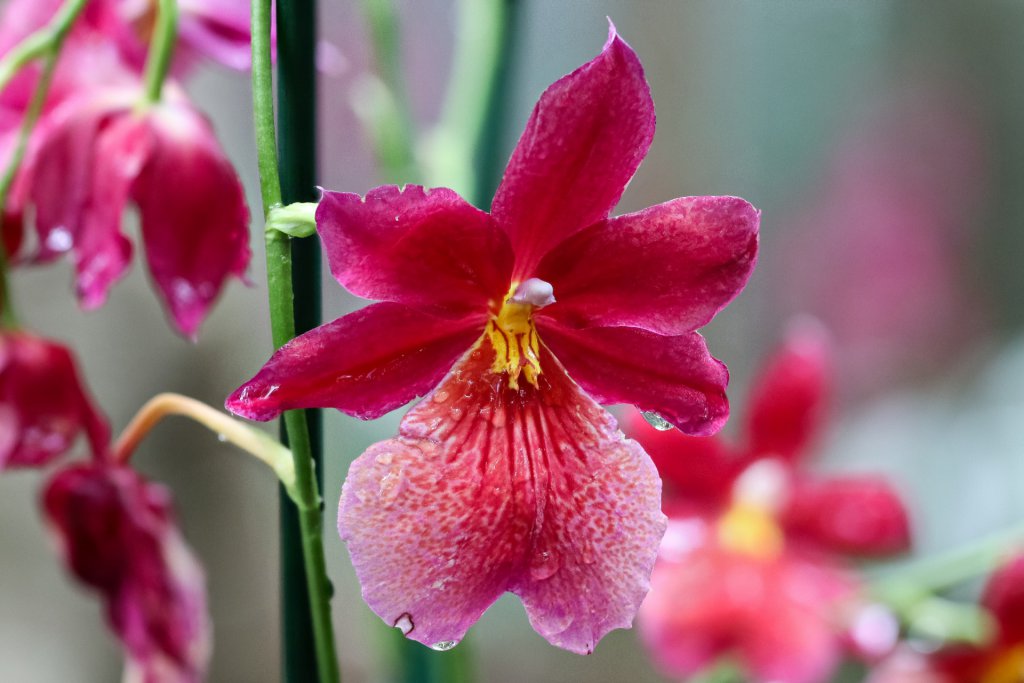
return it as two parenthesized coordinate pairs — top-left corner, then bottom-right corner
(486, 279), (554, 390)
(715, 459), (788, 560)
(982, 644), (1024, 683)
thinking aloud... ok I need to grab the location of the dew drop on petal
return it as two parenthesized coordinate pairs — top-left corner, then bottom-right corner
(374, 451), (394, 465)
(394, 613), (414, 635)
(529, 549), (560, 581)
(217, 433), (228, 442)
(431, 640), (459, 651)
(641, 411), (673, 431)
(45, 227), (73, 252)
(433, 389), (450, 404)
(378, 468), (405, 503)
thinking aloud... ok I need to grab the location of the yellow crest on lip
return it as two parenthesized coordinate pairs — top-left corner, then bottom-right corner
(487, 283), (543, 390)
(981, 644), (1024, 683)
(716, 502), (785, 560)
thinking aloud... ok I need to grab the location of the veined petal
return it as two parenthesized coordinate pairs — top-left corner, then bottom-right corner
(746, 321), (830, 462)
(536, 196), (759, 335)
(982, 554), (1024, 644)
(337, 343), (665, 654)
(134, 101), (251, 339)
(317, 186), (512, 316)
(42, 463), (210, 682)
(538, 321), (729, 435)
(226, 303), (485, 421)
(782, 476), (911, 557)
(491, 25), (655, 278)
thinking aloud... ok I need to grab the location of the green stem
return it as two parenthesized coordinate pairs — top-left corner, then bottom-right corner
(869, 521), (1024, 598)
(250, 0), (339, 681)
(141, 0), (178, 104)
(0, 0), (91, 328)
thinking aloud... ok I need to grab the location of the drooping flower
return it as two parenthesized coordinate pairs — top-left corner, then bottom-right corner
(19, 84), (250, 338)
(633, 322), (911, 682)
(227, 25), (759, 653)
(43, 461), (210, 683)
(0, 330), (109, 470)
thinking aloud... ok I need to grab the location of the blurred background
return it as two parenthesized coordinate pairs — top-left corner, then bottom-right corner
(2, 1), (1024, 681)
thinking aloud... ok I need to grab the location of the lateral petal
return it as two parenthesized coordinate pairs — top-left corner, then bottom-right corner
(226, 303), (485, 421)
(536, 196), (759, 335)
(982, 553), (1024, 645)
(316, 186), (512, 317)
(491, 25), (655, 278)
(538, 321), (729, 436)
(337, 343), (665, 654)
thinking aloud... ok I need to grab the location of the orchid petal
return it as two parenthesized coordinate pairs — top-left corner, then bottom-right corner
(43, 463), (210, 682)
(746, 320), (830, 462)
(317, 186), (512, 316)
(337, 344), (665, 654)
(982, 553), (1024, 644)
(134, 102), (251, 339)
(783, 476), (911, 557)
(491, 25), (655, 278)
(0, 331), (109, 469)
(226, 303), (486, 421)
(538, 321), (729, 435)
(536, 196), (759, 335)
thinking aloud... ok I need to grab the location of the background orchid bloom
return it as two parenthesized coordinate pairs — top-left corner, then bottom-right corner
(0, 330), (108, 470)
(633, 321), (911, 683)
(228, 26), (759, 654)
(20, 85), (250, 339)
(43, 461), (210, 683)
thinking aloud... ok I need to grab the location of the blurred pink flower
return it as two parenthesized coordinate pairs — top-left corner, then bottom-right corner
(0, 330), (108, 470)
(228, 26), (759, 653)
(633, 322), (911, 682)
(43, 461), (210, 683)
(19, 86), (250, 338)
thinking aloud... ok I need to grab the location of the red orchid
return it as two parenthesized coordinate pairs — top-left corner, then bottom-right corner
(20, 85), (250, 338)
(633, 322), (911, 683)
(43, 461), (210, 683)
(227, 26), (759, 653)
(0, 330), (109, 470)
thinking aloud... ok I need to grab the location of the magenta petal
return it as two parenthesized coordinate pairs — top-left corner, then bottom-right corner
(134, 101), (251, 339)
(537, 196), (759, 335)
(177, 0), (255, 70)
(491, 26), (655, 278)
(0, 331), (109, 469)
(226, 303), (485, 421)
(337, 344), (665, 654)
(316, 186), (512, 316)
(982, 554), (1024, 644)
(783, 476), (911, 557)
(539, 321), (729, 436)
(42, 463), (210, 681)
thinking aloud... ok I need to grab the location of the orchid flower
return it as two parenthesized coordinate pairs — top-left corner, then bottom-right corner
(43, 461), (210, 683)
(228, 26), (759, 654)
(633, 322), (911, 683)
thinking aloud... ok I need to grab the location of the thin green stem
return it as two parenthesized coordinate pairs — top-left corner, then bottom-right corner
(250, 0), (339, 681)
(0, 0), (90, 328)
(142, 0), (178, 104)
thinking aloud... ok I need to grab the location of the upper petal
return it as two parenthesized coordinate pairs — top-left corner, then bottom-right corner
(226, 302), (485, 421)
(42, 463), (210, 681)
(337, 341), (665, 654)
(746, 320), (831, 462)
(782, 476), (912, 557)
(0, 331), (109, 469)
(491, 25), (655, 278)
(317, 186), (512, 316)
(538, 321), (729, 436)
(536, 196), (759, 335)
(134, 100), (251, 339)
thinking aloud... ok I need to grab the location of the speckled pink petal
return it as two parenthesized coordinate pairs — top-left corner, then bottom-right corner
(491, 25), (654, 278)
(316, 186), (512, 317)
(536, 196), (759, 335)
(337, 343), (665, 654)
(783, 476), (911, 557)
(746, 321), (831, 462)
(43, 463), (210, 681)
(134, 100), (251, 339)
(227, 303), (485, 421)
(538, 321), (729, 436)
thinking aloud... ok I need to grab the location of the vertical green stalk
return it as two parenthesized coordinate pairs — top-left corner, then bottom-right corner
(141, 0), (178, 104)
(275, 0), (326, 681)
(251, 0), (339, 681)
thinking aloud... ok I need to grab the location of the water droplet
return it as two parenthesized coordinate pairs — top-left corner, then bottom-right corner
(431, 640), (459, 651)
(378, 469), (405, 502)
(642, 411), (673, 431)
(262, 384), (280, 399)
(217, 433), (228, 442)
(450, 406), (464, 421)
(375, 452), (394, 465)
(529, 550), (560, 580)
(394, 613), (414, 635)
(45, 227), (73, 252)
(433, 389), (450, 403)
